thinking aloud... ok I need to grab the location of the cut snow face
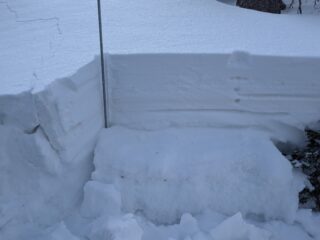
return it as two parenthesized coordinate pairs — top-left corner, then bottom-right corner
(92, 127), (303, 224)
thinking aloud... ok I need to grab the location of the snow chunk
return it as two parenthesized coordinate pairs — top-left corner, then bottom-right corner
(179, 213), (199, 237)
(210, 212), (271, 240)
(88, 214), (143, 240)
(40, 222), (79, 240)
(81, 181), (121, 219)
(93, 127), (302, 224)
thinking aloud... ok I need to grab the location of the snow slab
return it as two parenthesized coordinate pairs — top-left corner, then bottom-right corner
(93, 127), (303, 224)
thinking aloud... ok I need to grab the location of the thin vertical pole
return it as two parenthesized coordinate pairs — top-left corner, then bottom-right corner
(97, 0), (108, 128)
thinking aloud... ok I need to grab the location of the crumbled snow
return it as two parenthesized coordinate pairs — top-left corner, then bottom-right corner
(210, 212), (272, 240)
(87, 214), (143, 240)
(37, 222), (80, 240)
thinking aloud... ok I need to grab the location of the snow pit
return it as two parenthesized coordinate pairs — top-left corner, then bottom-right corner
(1, 0), (320, 238)
(93, 127), (303, 224)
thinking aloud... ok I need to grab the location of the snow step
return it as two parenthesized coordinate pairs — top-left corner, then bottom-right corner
(91, 127), (302, 224)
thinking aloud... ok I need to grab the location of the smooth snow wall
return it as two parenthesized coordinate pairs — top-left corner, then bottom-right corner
(0, 57), (103, 237)
(107, 52), (320, 141)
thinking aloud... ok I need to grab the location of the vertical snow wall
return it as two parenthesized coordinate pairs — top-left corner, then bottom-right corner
(0, 57), (104, 236)
(0, 52), (320, 233)
(107, 52), (320, 141)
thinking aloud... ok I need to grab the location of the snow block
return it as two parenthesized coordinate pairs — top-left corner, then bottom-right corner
(93, 127), (303, 224)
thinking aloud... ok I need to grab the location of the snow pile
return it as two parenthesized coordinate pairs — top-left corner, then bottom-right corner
(92, 127), (303, 224)
(0, 60), (103, 239)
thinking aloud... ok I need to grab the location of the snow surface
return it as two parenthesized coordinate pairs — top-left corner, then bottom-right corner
(1, 0), (320, 95)
(0, 0), (99, 95)
(103, 0), (320, 56)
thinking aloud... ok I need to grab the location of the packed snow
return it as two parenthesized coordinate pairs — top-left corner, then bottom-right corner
(1, 0), (320, 239)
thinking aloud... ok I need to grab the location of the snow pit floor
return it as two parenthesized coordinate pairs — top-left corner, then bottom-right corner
(59, 127), (320, 240)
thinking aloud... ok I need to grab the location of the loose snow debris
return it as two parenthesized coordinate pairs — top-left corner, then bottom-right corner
(87, 214), (143, 240)
(210, 212), (271, 240)
(93, 127), (303, 224)
(295, 209), (320, 239)
(81, 181), (121, 219)
(36, 222), (79, 240)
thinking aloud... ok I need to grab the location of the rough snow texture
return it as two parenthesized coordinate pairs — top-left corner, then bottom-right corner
(93, 127), (303, 224)
(0, 61), (103, 239)
(107, 53), (320, 141)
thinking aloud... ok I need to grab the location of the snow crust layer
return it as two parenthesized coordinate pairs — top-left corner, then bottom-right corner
(93, 127), (303, 224)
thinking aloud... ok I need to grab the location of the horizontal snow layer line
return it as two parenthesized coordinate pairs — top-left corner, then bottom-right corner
(107, 52), (320, 59)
